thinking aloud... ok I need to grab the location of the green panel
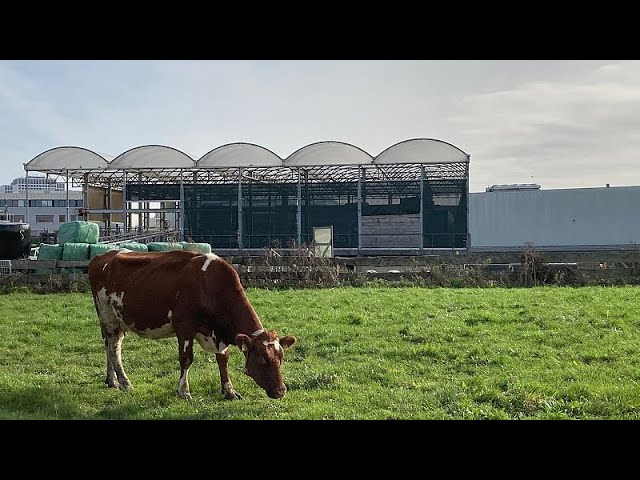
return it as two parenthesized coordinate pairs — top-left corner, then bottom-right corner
(119, 242), (149, 252)
(37, 244), (63, 260)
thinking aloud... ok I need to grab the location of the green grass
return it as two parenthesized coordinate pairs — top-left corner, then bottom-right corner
(1, 286), (640, 419)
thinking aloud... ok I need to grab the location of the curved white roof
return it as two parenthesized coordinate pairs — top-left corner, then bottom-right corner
(284, 142), (373, 167)
(197, 143), (283, 168)
(25, 146), (109, 171)
(375, 138), (469, 164)
(109, 145), (195, 169)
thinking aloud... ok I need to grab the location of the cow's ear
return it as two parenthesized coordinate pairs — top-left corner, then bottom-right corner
(236, 334), (251, 352)
(278, 336), (296, 351)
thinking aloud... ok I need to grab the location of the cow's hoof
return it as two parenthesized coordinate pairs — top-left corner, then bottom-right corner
(224, 389), (243, 400)
(179, 391), (193, 401)
(106, 380), (120, 389)
(118, 382), (133, 391)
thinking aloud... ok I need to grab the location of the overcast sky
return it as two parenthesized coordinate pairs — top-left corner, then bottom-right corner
(0, 60), (637, 192)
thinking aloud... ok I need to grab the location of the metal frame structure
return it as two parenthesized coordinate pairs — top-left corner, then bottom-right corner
(24, 139), (470, 256)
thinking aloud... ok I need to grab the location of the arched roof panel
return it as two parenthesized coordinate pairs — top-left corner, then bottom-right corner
(25, 146), (109, 171)
(109, 145), (195, 169)
(284, 141), (373, 167)
(196, 143), (283, 168)
(374, 138), (470, 164)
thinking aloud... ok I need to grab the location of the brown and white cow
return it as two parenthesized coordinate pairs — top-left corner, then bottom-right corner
(88, 249), (296, 400)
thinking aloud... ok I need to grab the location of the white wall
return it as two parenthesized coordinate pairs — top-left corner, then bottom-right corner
(470, 186), (640, 248)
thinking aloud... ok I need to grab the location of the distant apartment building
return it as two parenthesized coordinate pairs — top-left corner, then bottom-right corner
(0, 176), (83, 235)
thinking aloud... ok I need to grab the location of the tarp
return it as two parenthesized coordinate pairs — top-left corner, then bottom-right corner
(89, 244), (118, 259)
(180, 242), (212, 254)
(147, 242), (184, 252)
(62, 242), (90, 260)
(57, 221), (99, 245)
(37, 244), (63, 260)
(119, 242), (148, 252)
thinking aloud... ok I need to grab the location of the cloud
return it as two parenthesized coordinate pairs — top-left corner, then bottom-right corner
(450, 61), (640, 190)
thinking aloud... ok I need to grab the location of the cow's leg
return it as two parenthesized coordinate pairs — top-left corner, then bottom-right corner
(177, 336), (194, 400)
(215, 351), (242, 400)
(100, 324), (119, 388)
(106, 329), (132, 391)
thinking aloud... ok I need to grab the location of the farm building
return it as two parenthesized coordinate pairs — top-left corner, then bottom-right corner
(22, 139), (470, 255)
(470, 184), (640, 251)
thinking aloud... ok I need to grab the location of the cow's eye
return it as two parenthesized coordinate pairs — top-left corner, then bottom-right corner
(258, 356), (267, 366)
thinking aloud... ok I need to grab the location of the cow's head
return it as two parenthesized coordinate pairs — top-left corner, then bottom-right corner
(235, 330), (296, 399)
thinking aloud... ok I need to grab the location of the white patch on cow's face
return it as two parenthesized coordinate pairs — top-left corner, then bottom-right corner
(201, 253), (220, 272)
(102, 263), (108, 271)
(183, 340), (190, 352)
(168, 310), (173, 320)
(263, 339), (280, 351)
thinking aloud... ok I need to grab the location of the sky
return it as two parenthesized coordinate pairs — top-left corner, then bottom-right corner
(0, 60), (637, 192)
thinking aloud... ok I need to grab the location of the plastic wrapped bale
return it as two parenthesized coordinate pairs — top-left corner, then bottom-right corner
(61, 242), (90, 273)
(180, 242), (212, 254)
(57, 221), (100, 245)
(118, 242), (149, 252)
(37, 244), (64, 261)
(35, 243), (64, 273)
(147, 242), (184, 252)
(89, 243), (119, 259)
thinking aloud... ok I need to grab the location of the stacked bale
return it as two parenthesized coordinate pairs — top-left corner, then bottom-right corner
(146, 242), (184, 252)
(180, 242), (212, 254)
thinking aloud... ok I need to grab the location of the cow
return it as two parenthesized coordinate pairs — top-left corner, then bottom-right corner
(88, 249), (296, 400)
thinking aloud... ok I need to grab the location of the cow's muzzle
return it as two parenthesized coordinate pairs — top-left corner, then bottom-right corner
(267, 385), (287, 399)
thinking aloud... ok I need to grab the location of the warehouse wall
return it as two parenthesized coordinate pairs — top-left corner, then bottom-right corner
(470, 186), (640, 248)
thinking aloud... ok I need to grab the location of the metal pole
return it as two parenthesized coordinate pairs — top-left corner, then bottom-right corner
(420, 165), (425, 253)
(123, 171), (128, 233)
(466, 157), (471, 252)
(107, 178), (112, 233)
(25, 169), (29, 226)
(297, 168), (302, 247)
(66, 169), (70, 223)
(179, 169), (185, 241)
(238, 168), (243, 252)
(357, 166), (363, 255)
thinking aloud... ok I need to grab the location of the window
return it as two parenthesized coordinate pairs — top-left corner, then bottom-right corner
(36, 215), (54, 223)
(59, 215), (66, 223)
(53, 200), (66, 207)
(0, 199), (6, 207)
(8, 200), (24, 207)
(13, 215), (25, 222)
(70, 215), (77, 221)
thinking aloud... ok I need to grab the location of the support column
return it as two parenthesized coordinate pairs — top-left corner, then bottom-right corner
(238, 168), (243, 252)
(66, 169), (70, 223)
(107, 178), (112, 233)
(420, 165), (425, 253)
(25, 170), (29, 226)
(123, 171), (128, 233)
(296, 168), (302, 247)
(179, 169), (185, 241)
(357, 166), (363, 255)
(466, 158), (471, 252)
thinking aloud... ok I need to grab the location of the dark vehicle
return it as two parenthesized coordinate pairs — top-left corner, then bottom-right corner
(0, 221), (32, 260)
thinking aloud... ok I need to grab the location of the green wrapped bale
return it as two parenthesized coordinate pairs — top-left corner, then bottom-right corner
(62, 242), (90, 261)
(37, 244), (63, 261)
(180, 242), (212, 254)
(89, 243), (119, 259)
(119, 242), (148, 252)
(147, 242), (184, 252)
(57, 221), (100, 245)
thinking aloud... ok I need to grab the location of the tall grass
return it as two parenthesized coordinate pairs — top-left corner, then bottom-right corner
(1, 286), (640, 419)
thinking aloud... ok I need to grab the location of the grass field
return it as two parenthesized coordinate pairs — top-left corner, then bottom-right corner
(1, 286), (639, 419)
